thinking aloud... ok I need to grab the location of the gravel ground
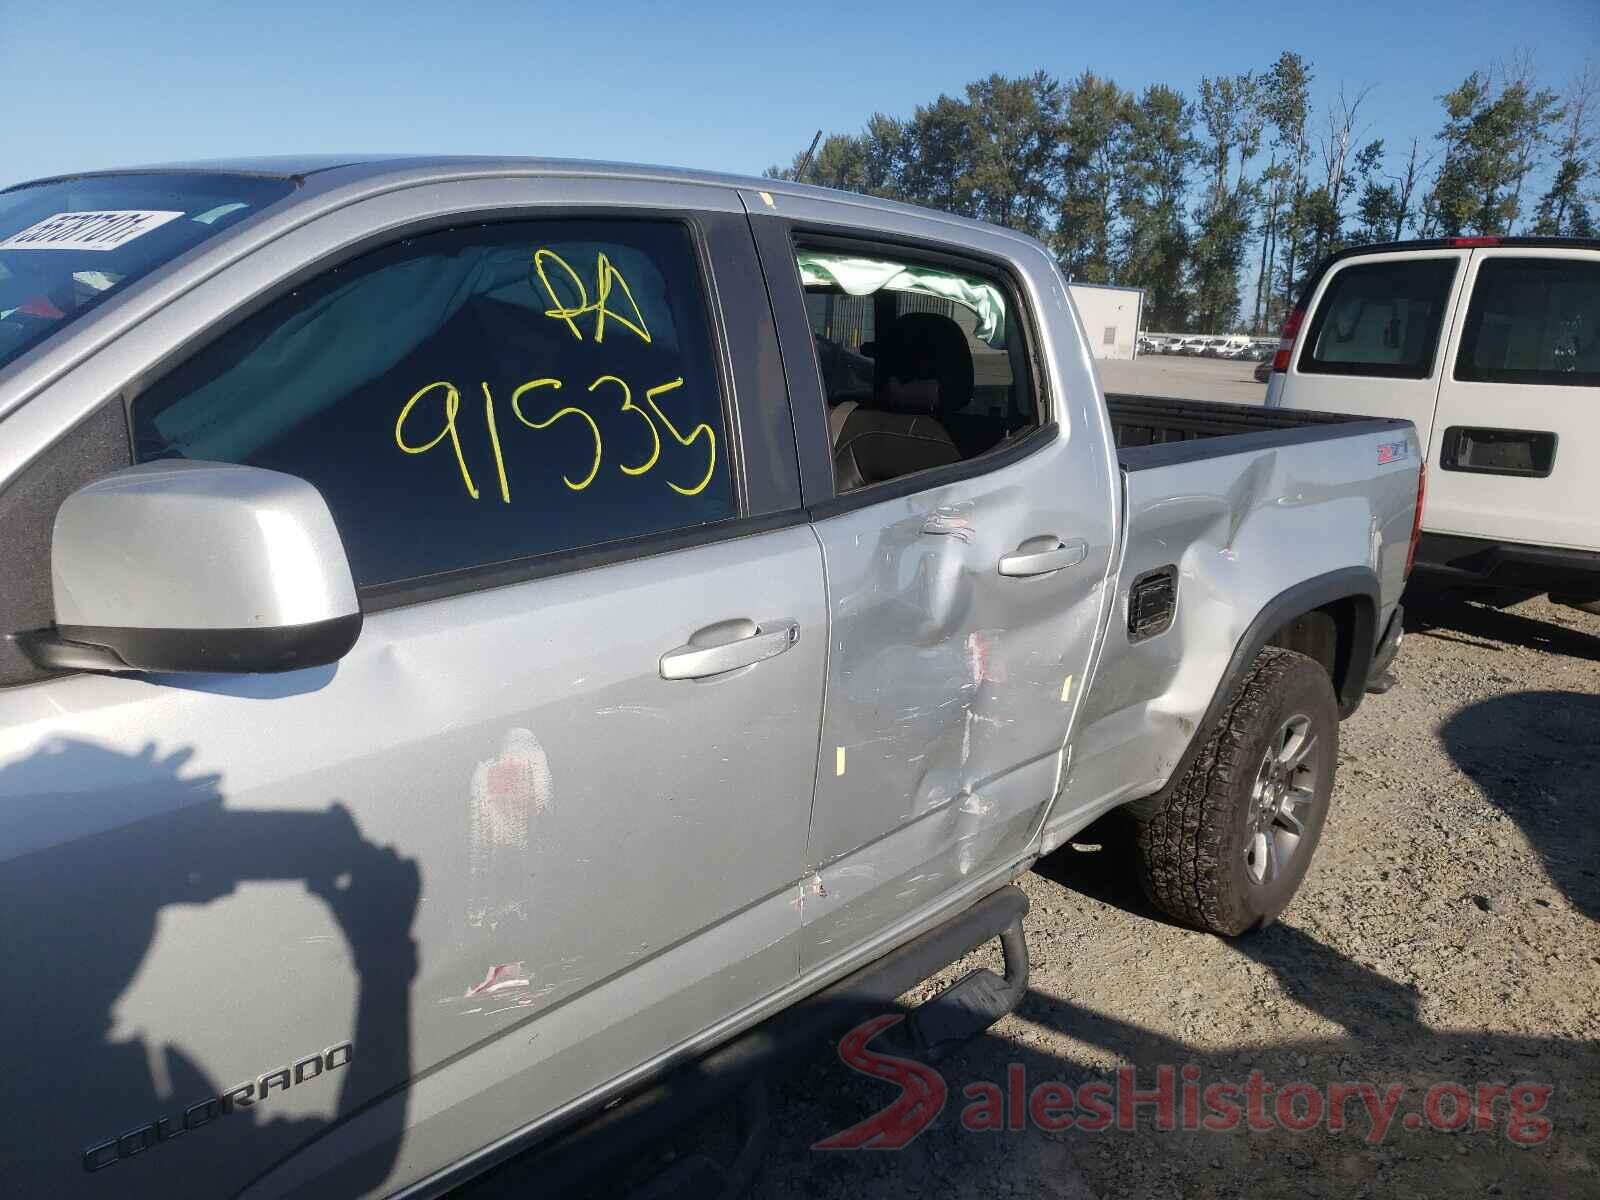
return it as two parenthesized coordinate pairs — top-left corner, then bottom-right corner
(553, 591), (1599, 1199)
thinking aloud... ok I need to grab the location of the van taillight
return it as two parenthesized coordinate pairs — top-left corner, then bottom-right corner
(1449, 236), (1500, 247)
(1406, 462), (1427, 576)
(1271, 307), (1305, 373)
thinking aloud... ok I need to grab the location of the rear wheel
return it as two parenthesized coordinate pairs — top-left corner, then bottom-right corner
(1132, 647), (1338, 936)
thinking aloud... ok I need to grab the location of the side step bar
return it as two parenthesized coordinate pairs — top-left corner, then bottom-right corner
(905, 908), (1029, 1061)
(525, 883), (1031, 1195)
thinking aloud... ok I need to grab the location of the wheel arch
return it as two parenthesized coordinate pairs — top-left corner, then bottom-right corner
(1123, 567), (1379, 819)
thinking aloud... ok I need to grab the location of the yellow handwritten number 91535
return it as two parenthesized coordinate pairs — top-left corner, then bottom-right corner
(589, 375), (716, 496)
(394, 374), (717, 501)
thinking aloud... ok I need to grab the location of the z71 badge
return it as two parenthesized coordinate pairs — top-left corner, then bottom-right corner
(1377, 440), (1410, 465)
(82, 1041), (352, 1172)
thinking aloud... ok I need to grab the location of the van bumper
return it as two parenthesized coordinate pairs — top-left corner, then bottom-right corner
(1410, 533), (1600, 597)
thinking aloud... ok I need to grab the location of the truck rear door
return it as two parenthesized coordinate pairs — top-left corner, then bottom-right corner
(1428, 247), (1600, 552)
(744, 197), (1119, 972)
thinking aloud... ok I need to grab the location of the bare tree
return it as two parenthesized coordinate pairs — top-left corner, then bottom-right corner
(1316, 83), (1376, 255)
(1534, 61), (1598, 234)
(1251, 150), (1281, 332)
(1388, 137), (1434, 240)
(1500, 50), (1563, 232)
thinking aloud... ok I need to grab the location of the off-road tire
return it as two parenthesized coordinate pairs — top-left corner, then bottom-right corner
(1133, 647), (1338, 936)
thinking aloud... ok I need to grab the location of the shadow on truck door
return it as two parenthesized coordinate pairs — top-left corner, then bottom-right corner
(0, 737), (420, 1198)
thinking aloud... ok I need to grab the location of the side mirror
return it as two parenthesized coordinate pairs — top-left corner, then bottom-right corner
(17, 461), (361, 675)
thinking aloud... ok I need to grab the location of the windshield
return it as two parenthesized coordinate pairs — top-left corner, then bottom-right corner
(0, 172), (297, 374)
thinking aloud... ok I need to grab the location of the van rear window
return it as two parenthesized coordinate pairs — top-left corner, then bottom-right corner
(1299, 258), (1458, 379)
(1454, 257), (1600, 387)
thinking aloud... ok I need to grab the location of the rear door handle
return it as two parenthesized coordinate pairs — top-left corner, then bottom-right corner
(999, 537), (1087, 578)
(659, 618), (800, 680)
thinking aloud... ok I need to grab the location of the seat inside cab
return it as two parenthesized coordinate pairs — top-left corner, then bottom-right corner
(797, 249), (1039, 493)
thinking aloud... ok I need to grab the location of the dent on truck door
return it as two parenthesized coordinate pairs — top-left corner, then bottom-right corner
(0, 195), (822, 1198)
(758, 221), (1117, 970)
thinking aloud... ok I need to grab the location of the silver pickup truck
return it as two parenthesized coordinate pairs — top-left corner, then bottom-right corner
(0, 158), (1422, 1198)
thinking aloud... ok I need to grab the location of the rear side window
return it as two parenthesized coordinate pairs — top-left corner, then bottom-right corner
(1455, 257), (1600, 387)
(796, 245), (1040, 493)
(132, 219), (734, 588)
(1300, 257), (1458, 379)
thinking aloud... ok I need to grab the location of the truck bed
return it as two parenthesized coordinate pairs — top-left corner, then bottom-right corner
(1048, 390), (1422, 852)
(1106, 394), (1409, 471)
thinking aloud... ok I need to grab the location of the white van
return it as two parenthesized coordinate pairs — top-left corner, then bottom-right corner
(1266, 237), (1600, 610)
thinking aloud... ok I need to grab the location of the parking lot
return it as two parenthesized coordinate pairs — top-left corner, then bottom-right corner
(1099, 354), (1268, 406)
(9, 11), (1598, 1200)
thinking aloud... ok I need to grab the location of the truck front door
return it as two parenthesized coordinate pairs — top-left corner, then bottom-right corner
(0, 183), (823, 1199)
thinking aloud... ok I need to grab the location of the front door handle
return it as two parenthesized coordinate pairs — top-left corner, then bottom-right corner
(659, 618), (800, 680)
(998, 537), (1087, 578)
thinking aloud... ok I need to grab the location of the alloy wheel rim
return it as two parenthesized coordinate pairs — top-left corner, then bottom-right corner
(1244, 713), (1320, 886)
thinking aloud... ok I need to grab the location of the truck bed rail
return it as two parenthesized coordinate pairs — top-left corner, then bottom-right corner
(1105, 393), (1410, 471)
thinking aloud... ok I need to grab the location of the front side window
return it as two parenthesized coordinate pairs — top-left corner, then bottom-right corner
(796, 246), (1039, 493)
(0, 172), (296, 373)
(133, 219), (734, 588)
(1455, 257), (1600, 387)
(1300, 257), (1458, 379)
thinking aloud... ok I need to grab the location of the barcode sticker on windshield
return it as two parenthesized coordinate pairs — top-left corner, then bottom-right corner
(0, 210), (185, 252)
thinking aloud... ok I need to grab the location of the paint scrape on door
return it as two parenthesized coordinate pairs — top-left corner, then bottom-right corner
(467, 728), (552, 930)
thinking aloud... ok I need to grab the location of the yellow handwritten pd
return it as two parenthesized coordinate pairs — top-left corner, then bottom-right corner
(531, 248), (652, 345)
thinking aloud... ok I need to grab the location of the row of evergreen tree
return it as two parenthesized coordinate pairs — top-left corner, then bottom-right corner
(766, 52), (1597, 334)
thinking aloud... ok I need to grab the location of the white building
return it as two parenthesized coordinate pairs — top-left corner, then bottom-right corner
(1067, 282), (1145, 361)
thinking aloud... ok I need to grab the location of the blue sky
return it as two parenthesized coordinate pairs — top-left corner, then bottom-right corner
(6, 0), (1597, 198)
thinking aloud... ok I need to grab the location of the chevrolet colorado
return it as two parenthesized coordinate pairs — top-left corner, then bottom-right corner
(0, 157), (1421, 1198)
